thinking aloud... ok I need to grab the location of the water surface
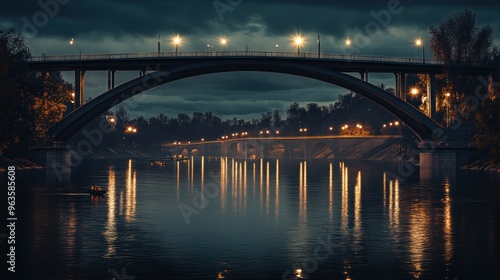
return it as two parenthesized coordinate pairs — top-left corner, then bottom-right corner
(3, 158), (500, 279)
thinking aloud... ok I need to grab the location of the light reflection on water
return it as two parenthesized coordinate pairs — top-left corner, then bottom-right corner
(11, 158), (500, 279)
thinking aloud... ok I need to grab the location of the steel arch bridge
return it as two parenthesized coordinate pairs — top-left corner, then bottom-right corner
(47, 59), (442, 141)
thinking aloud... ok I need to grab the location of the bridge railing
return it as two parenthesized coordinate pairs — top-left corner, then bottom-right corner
(29, 51), (446, 65)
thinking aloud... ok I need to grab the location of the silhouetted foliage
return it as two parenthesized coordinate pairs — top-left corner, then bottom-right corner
(428, 9), (498, 131)
(86, 89), (408, 151)
(474, 86), (500, 163)
(0, 28), (71, 153)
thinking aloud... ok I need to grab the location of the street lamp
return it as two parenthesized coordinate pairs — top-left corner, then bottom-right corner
(410, 87), (419, 96)
(219, 37), (228, 48)
(172, 34), (182, 54)
(293, 35), (304, 55)
(445, 92), (451, 127)
(345, 37), (352, 56)
(415, 38), (425, 63)
(158, 34), (161, 54)
(69, 38), (81, 58)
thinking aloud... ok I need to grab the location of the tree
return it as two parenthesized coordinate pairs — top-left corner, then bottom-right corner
(31, 72), (72, 144)
(0, 28), (33, 152)
(429, 10), (497, 130)
(474, 86), (500, 163)
(0, 28), (73, 151)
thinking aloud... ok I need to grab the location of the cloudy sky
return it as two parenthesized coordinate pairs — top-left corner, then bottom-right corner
(2, 0), (499, 120)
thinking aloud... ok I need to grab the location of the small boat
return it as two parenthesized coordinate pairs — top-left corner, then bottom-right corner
(88, 185), (106, 196)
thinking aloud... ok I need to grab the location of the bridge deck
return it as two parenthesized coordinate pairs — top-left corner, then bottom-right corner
(28, 51), (494, 74)
(163, 135), (404, 147)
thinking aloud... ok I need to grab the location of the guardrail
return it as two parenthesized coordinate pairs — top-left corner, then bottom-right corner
(28, 51), (446, 65)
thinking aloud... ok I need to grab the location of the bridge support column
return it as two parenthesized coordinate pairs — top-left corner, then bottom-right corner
(420, 147), (476, 170)
(360, 71), (369, 82)
(107, 70), (115, 91)
(394, 73), (400, 98)
(427, 74), (437, 120)
(74, 70), (85, 109)
(394, 72), (407, 101)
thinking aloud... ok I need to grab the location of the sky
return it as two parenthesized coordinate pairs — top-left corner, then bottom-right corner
(1, 0), (499, 120)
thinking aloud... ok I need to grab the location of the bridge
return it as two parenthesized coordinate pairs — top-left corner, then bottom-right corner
(162, 135), (404, 160)
(27, 51), (497, 143)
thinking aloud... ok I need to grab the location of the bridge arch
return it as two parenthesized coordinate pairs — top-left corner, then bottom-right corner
(247, 143), (259, 159)
(268, 142), (286, 159)
(49, 60), (441, 141)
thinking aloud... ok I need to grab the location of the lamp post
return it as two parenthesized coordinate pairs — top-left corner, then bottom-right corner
(294, 35), (304, 55)
(158, 34), (161, 54)
(317, 34), (320, 58)
(69, 38), (81, 59)
(172, 34), (182, 55)
(345, 37), (352, 56)
(445, 92), (451, 127)
(415, 38), (425, 63)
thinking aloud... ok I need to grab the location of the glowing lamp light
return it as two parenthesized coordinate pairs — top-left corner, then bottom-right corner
(220, 37), (228, 46)
(345, 37), (352, 46)
(415, 38), (423, 47)
(292, 34), (305, 54)
(172, 35), (182, 46)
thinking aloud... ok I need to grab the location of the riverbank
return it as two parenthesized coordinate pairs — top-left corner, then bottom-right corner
(462, 156), (500, 172)
(0, 155), (45, 172)
(0, 147), (165, 172)
(2, 145), (498, 172)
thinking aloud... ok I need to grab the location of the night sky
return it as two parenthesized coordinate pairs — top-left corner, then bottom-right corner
(2, 0), (499, 119)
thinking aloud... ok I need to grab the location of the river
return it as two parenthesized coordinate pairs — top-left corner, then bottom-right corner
(2, 158), (500, 279)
